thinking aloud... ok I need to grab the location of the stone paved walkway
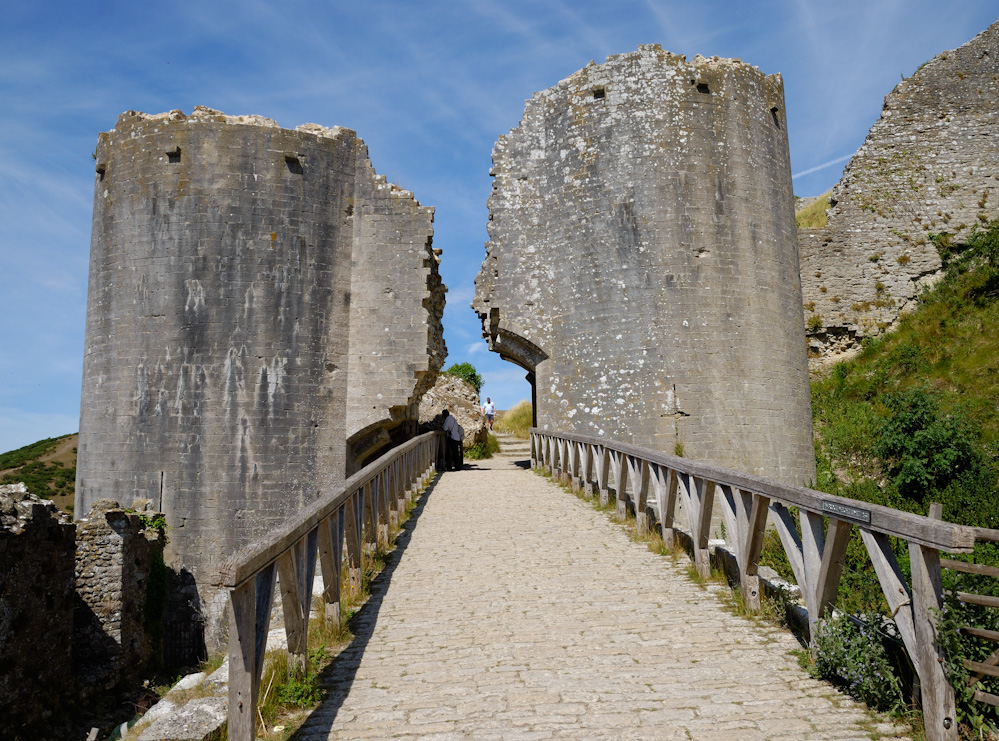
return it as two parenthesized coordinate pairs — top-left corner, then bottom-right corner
(296, 456), (908, 740)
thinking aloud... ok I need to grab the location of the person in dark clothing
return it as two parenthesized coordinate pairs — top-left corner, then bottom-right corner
(441, 409), (462, 471)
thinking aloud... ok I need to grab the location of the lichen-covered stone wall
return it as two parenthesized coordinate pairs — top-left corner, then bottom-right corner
(0, 483), (76, 733)
(800, 19), (999, 368)
(77, 107), (444, 597)
(474, 46), (815, 485)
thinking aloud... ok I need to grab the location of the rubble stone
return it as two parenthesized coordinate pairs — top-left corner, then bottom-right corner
(418, 374), (487, 449)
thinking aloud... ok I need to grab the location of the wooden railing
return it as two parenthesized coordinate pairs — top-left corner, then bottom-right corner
(531, 428), (999, 741)
(213, 431), (442, 740)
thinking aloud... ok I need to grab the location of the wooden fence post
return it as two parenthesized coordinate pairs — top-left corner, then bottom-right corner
(318, 509), (345, 626)
(913, 503), (958, 740)
(228, 564), (275, 741)
(345, 490), (363, 590)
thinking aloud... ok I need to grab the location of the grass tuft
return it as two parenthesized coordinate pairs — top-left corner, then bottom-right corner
(795, 191), (832, 228)
(495, 401), (533, 439)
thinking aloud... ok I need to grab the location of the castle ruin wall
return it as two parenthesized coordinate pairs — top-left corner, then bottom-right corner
(74, 499), (166, 693)
(0, 484), (76, 733)
(800, 19), (999, 368)
(76, 108), (444, 600)
(474, 46), (815, 485)
(346, 152), (446, 469)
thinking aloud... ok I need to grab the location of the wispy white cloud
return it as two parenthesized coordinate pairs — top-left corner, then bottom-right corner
(1, 0), (995, 450)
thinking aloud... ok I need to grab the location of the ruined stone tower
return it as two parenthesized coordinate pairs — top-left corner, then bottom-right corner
(473, 46), (815, 485)
(77, 108), (444, 594)
(800, 19), (999, 367)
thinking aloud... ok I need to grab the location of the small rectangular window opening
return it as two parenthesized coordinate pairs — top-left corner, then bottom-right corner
(167, 147), (181, 163)
(285, 155), (304, 175)
(696, 82), (710, 94)
(96, 164), (106, 181)
(592, 87), (605, 100)
(770, 106), (781, 129)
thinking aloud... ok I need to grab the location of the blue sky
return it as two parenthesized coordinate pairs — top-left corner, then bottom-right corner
(0, 1), (995, 454)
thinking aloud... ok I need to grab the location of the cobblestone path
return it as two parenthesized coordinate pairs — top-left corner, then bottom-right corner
(296, 456), (908, 740)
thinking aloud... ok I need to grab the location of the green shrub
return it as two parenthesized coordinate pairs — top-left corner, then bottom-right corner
(0, 460), (76, 497)
(872, 388), (986, 503)
(811, 612), (906, 714)
(275, 673), (323, 708)
(443, 362), (483, 394)
(465, 433), (500, 460)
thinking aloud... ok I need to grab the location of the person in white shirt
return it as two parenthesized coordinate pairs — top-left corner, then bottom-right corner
(482, 397), (496, 430)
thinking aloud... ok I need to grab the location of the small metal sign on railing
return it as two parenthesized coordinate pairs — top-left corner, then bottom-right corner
(821, 499), (871, 525)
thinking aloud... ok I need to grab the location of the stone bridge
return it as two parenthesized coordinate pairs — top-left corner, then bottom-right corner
(290, 451), (905, 741)
(210, 428), (999, 741)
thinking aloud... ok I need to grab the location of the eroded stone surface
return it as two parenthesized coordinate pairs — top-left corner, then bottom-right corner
(137, 696), (226, 741)
(473, 47), (814, 485)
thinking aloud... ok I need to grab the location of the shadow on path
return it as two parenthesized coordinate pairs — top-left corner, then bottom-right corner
(292, 473), (443, 738)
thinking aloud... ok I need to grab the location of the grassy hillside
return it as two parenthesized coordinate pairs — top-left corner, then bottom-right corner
(809, 218), (999, 528)
(793, 219), (999, 732)
(795, 190), (832, 228)
(0, 433), (77, 512)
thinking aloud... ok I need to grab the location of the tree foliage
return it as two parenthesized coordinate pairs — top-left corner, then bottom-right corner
(443, 362), (483, 394)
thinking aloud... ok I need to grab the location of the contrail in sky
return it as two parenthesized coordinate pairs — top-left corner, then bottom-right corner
(792, 152), (855, 180)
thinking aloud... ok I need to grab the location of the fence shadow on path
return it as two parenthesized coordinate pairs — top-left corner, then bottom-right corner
(292, 472), (443, 738)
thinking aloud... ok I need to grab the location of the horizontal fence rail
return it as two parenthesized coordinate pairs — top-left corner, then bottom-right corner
(214, 431), (443, 740)
(531, 428), (999, 741)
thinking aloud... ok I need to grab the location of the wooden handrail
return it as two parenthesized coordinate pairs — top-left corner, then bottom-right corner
(530, 427), (977, 553)
(530, 427), (977, 741)
(214, 432), (441, 590)
(220, 430), (444, 740)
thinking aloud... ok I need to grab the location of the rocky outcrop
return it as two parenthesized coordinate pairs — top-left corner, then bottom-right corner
(800, 19), (999, 369)
(418, 374), (487, 449)
(473, 46), (815, 485)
